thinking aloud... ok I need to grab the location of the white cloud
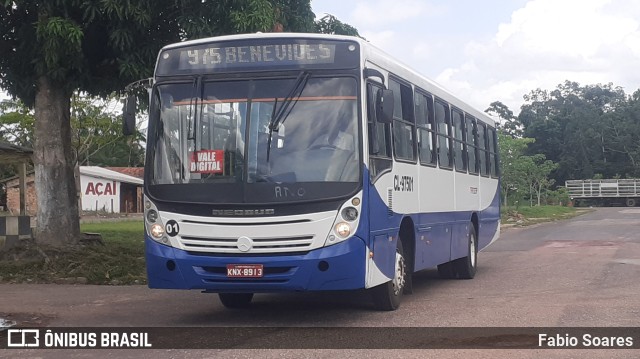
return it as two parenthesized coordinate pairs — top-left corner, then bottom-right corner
(350, 0), (444, 27)
(360, 30), (396, 50)
(435, 0), (640, 112)
(412, 42), (432, 59)
(496, 0), (636, 62)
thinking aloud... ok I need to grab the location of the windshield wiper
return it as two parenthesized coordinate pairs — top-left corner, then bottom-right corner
(266, 71), (311, 161)
(187, 76), (201, 142)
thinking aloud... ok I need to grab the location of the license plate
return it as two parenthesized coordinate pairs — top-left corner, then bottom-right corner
(226, 264), (264, 278)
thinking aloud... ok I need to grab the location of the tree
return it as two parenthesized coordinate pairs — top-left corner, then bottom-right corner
(1, 96), (144, 168)
(497, 133), (534, 206)
(600, 89), (640, 176)
(315, 14), (361, 37)
(524, 155), (558, 206)
(272, 0), (316, 32)
(0, 100), (34, 148)
(0, 100), (35, 200)
(0, 0), (348, 247)
(71, 94), (145, 167)
(486, 101), (522, 138)
(518, 81), (638, 186)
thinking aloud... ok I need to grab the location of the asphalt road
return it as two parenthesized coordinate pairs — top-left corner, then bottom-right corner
(1, 207), (640, 358)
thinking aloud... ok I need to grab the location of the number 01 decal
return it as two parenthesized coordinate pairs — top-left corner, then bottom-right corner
(165, 220), (180, 237)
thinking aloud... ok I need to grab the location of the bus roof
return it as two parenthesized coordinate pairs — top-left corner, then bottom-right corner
(160, 32), (362, 51)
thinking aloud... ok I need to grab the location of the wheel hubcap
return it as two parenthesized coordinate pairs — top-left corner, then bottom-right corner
(392, 251), (406, 295)
(470, 232), (477, 268)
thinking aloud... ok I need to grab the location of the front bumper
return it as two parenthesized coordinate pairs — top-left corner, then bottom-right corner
(145, 235), (367, 292)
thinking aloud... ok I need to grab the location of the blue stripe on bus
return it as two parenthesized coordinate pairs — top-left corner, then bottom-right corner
(145, 234), (367, 292)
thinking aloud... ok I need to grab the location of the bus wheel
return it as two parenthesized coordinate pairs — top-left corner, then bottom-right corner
(437, 261), (456, 279)
(452, 224), (478, 279)
(218, 293), (254, 309)
(626, 198), (636, 207)
(372, 239), (406, 311)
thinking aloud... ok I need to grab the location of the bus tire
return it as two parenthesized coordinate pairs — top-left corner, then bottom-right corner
(437, 261), (456, 279)
(626, 198), (636, 207)
(452, 224), (478, 279)
(218, 293), (254, 309)
(371, 239), (406, 311)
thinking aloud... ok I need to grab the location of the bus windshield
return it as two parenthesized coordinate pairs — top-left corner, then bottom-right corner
(147, 76), (360, 204)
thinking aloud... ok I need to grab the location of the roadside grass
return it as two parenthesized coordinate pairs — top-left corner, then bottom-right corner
(0, 221), (145, 285)
(501, 205), (588, 226)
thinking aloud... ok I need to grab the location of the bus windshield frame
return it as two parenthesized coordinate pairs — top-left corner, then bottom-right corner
(145, 72), (363, 205)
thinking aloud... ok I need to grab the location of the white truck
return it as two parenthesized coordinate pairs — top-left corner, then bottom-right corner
(566, 179), (640, 207)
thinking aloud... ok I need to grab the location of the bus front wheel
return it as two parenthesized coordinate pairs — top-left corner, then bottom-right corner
(218, 293), (254, 309)
(371, 239), (406, 311)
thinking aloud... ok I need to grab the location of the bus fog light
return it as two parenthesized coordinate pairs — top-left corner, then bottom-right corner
(342, 207), (358, 221)
(146, 209), (158, 223)
(150, 223), (165, 238)
(335, 222), (351, 238)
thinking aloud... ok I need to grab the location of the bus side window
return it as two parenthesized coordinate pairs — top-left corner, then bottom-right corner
(367, 82), (392, 179)
(465, 115), (478, 175)
(477, 122), (489, 177)
(452, 108), (467, 172)
(415, 91), (436, 166)
(389, 78), (416, 162)
(488, 127), (499, 177)
(435, 100), (452, 169)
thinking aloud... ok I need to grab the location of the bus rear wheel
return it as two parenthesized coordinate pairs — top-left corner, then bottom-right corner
(437, 224), (478, 279)
(452, 224), (478, 279)
(219, 293), (254, 309)
(437, 261), (456, 279)
(626, 198), (636, 207)
(371, 239), (406, 311)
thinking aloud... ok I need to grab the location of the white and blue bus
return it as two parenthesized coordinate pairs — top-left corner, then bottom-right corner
(126, 33), (500, 311)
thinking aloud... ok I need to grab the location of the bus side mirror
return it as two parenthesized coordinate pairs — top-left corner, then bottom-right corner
(122, 95), (136, 136)
(376, 89), (394, 124)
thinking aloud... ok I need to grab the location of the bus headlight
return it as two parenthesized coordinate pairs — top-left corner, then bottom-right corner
(324, 192), (362, 247)
(150, 223), (165, 238)
(335, 222), (351, 238)
(146, 209), (159, 223)
(341, 207), (358, 221)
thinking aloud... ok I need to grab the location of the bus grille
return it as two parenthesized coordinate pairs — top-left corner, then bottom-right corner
(180, 235), (315, 252)
(165, 210), (336, 254)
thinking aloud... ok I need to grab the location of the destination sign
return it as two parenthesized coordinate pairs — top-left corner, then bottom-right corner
(156, 39), (359, 75)
(181, 43), (335, 68)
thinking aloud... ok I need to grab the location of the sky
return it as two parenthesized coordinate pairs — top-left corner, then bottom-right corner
(3, 0), (639, 116)
(311, 0), (640, 114)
